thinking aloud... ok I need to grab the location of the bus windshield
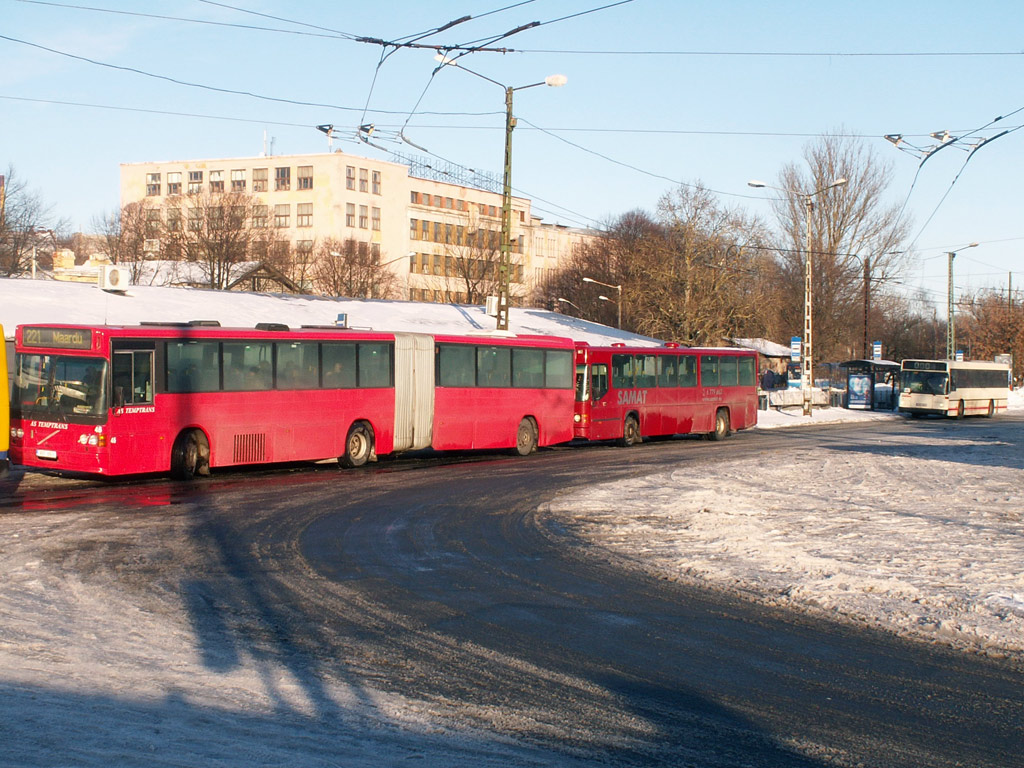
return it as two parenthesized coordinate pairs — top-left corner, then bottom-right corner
(12, 354), (108, 420)
(901, 370), (948, 396)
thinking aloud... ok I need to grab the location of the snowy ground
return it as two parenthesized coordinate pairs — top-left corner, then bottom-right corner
(545, 392), (1024, 658)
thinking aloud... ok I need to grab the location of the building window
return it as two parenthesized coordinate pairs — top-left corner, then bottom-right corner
(346, 166), (356, 190)
(410, 191), (420, 204)
(456, 199), (465, 211)
(346, 203), (355, 227)
(371, 207), (381, 231)
(167, 208), (182, 232)
(275, 167), (291, 191)
(209, 170), (224, 194)
(252, 205), (268, 228)
(167, 172), (182, 196)
(371, 170), (381, 195)
(297, 165), (313, 190)
(410, 218), (419, 240)
(297, 202), (313, 227)
(188, 209), (202, 231)
(146, 173), (161, 197)
(253, 168), (268, 192)
(187, 170), (203, 194)
(358, 205), (368, 229)
(145, 209), (162, 235)
(433, 221), (442, 243)
(359, 168), (368, 193)
(274, 203), (290, 228)
(444, 197), (453, 209)
(296, 240), (314, 257)
(231, 169), (246, 193)
(421, 220), (429, 240)
(371, 243), (380, 259)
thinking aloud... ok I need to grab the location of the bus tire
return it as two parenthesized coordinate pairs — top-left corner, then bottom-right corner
(513, 417), (538, 456)
(171, 429), (210, 480)
(956, 400), (965, 420)
(987, 400), (995, 418)
(619, 415), (641, 447)
(340, 422), (373, 468)
(709, 408), (730, 441)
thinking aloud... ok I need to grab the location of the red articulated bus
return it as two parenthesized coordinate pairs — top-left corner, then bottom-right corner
(8, 322), (576, 478)
(573, 342), (759, 444)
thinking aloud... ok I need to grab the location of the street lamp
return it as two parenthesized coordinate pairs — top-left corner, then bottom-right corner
(435, 54), (566, 331)
(556, 297), (582, 313)
(582, 276), (622, 329)
(748, 177), (848, 415)
(946, 242), (978, 360)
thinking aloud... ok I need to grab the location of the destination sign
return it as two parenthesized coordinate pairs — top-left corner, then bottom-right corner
(22, 327), (93, 350)
(902, 360), (947, 372)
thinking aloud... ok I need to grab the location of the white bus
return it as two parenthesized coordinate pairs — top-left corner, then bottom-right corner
(899, 359), (1010, 418)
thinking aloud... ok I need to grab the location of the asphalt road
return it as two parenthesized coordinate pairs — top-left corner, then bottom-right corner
(3, 418), (1023, 766)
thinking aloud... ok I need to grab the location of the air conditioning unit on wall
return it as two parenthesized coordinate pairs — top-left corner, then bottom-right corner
(98, 265), (131, 291)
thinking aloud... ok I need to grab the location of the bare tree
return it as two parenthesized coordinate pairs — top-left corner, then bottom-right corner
(160, 192), (274, 289)
(0, 165), (65, 276)
(92, 201), (159, 283)
(311, 237), (400, 299)
(765, 132), (913, 361)
(540, 194), (772, 344)
(961, 289), (1024, 381)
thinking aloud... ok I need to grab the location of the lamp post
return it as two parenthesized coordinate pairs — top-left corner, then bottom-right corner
(748, 177), (848, 415)
(435, 55), (566, 331)
(946, 242), (978, 360)
(556, 297), (582, 313)
(582, 276), (622, 329)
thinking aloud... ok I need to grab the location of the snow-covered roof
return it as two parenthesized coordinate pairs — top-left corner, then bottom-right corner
(0, 277), (661, 347)
(731, 337), (793, 357)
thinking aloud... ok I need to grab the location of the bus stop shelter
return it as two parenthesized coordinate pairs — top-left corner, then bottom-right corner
(838, 359), (901, 410)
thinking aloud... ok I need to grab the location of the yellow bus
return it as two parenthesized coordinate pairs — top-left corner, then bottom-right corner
(1, 323), (8, 476)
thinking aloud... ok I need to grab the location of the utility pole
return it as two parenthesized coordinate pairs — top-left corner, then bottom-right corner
(947, 251), (955, 360)
(861, 255), (871, 359)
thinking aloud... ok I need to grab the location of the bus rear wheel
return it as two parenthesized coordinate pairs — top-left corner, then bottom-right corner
(171, 429), (210, 480)
(709, 408), (730, 441)
(987, 400), (995, 418)
(513, 417), (538, 456)
(340, 422), (373, 468)
(618, 415), (641, 447)
(956, 400), (965, 420)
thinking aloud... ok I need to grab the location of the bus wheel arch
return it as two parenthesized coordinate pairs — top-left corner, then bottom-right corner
(708, 408), (731, 441)
(171, 428), (211, 480)
(513, 416), (539, 456)
(619, 413), (641, 447)
(340, 421), (375, 468)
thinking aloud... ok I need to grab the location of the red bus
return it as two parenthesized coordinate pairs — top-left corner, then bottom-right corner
(573, 342), (758, 443)
(8, 322), (576, 478)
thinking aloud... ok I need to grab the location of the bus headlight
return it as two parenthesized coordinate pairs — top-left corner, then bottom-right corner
(11, 427), (24, 439)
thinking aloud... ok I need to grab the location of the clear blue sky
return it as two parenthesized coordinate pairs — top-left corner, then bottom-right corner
(3, 0), (1022, 315)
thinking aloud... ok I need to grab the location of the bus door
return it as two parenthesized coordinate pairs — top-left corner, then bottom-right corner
(108, 344), (158, 474)
(393, 333), (434, 451)
(585, 359), (618, 440)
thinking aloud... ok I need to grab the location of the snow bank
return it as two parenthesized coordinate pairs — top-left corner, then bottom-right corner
(544, 422), (1024, 657)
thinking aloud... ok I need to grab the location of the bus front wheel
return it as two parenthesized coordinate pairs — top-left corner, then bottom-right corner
(708, 409), (730, 441)
(171, 429), (210, 480)
(340, 422), (373, 468)
(619, 415), (641, 447)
